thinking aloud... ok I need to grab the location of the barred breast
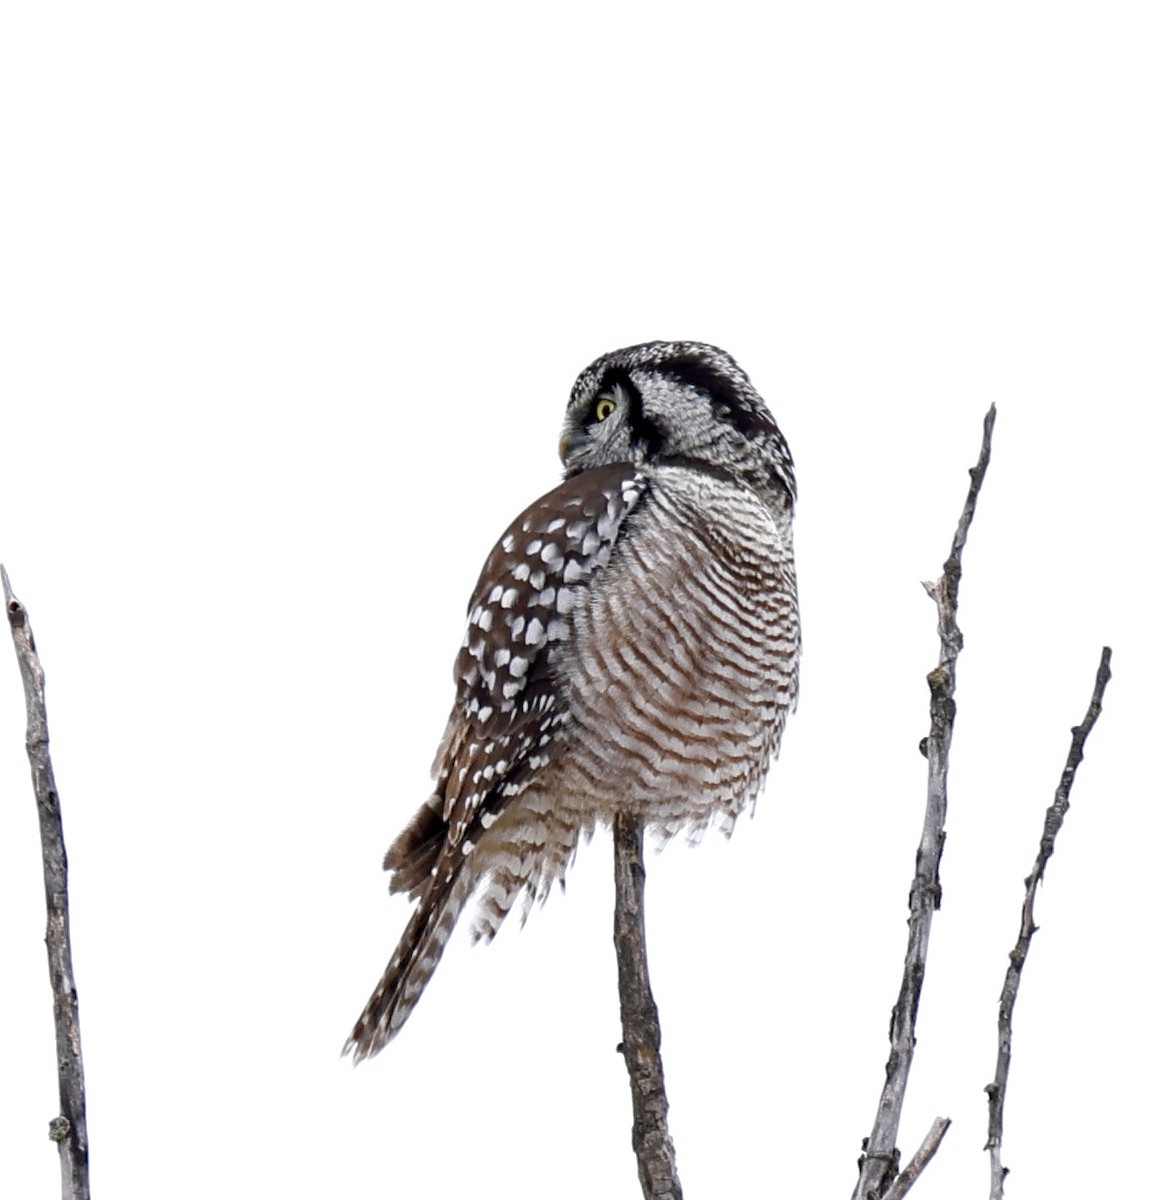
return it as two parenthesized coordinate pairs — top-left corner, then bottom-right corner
(461, 463), (797, 945)
(556, 461), (799, 840)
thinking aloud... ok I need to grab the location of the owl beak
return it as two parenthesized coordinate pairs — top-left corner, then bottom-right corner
(558, 437), (569, 460)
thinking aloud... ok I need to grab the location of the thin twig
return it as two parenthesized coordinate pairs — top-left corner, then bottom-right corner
(985, 646), (1112, 1200)
(881, 1117), (953, 1200)
(852, 405), (996, 1200)
(613, 812), (682, 1200)
(2, 565), (91, 1200)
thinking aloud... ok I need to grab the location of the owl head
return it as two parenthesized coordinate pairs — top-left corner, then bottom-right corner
(559, 341), (795, 513)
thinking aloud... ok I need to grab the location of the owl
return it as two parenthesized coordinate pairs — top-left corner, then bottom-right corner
(345, 341), (799, 1061)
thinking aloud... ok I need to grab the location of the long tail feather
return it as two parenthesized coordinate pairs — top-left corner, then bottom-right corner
(343, 869), (466, 1062)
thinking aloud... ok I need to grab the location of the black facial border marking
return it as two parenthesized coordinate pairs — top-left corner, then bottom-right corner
(657, 355), (779, 444)
(596, 367), (666, 458)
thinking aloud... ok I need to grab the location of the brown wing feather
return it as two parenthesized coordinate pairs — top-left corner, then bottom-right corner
(345, 465), (646, 1059)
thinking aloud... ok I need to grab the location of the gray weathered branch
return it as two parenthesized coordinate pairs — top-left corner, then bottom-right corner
(614, 812), (682, 1200)
(882, 1117), (953, 1200)
(985, 645), (1112, 1200)
(2, 565), (91, 1200)
(852, 405), (996, 1200)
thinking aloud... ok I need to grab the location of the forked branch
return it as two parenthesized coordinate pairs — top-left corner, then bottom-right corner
(851, 405), (996, 1200)
(882, 1117), (953, 1200)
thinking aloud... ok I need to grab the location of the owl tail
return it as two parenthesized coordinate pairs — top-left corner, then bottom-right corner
(343, 865), (467, 1062)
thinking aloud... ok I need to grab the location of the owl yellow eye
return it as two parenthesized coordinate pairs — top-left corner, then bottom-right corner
(594, 396), (617, 422)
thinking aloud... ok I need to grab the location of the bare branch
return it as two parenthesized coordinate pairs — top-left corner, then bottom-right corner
(881, 1117), (952, 1200)
(985, 646), (1113, 1200)
(852, 405), (996, 1200)
(613, 812), (682, 1200)
(2, 565), (91, 1200)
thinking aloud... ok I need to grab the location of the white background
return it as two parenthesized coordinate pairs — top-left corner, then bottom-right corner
(1, 4), (1145, 1198)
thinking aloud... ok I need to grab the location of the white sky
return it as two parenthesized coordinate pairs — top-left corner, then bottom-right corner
(1, 4), (1146, 1198)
